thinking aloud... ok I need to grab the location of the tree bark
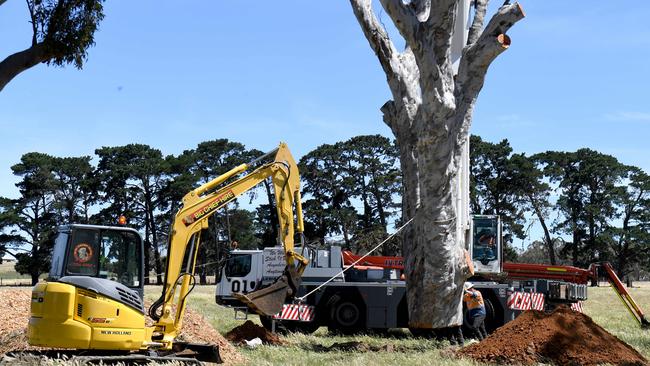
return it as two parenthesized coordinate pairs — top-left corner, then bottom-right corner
(350, 0), (524, 328)
(0, 43), (48, 92)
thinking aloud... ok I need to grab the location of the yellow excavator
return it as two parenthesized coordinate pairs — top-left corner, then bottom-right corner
(25, 142), (308, 363)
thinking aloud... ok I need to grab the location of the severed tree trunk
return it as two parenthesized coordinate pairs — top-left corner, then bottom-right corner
(349, 0), (524, 328)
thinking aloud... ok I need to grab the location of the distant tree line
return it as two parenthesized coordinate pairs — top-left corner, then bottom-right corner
(0, 135), (648, 285)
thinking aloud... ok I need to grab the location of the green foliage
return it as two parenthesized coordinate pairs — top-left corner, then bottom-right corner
(94, 144), (169, 283)
(299, 135), (401, 254)
(535, 149), (629, 267)
(28, 0), (105, 68)
(1, 153), (61, 283)
(469, 136), (526, 260)
(52, 155), (97, 223)
(1, 135), (648, 285)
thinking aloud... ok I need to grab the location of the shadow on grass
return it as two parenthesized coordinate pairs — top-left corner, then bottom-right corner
(298, 340), (443, 353)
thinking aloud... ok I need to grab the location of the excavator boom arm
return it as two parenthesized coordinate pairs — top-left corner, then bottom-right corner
(151, 142), (308, 346)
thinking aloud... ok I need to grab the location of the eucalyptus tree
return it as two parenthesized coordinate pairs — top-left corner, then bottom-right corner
(95, 144), (168, 284)
(469, 135), (524, 260)
(606, 168), (650, 279)
(52, 156), (98, 223)
(166, 139), (256, 282)
(349, 0), (525, 327)
(339, 135), (402, 254)
(0, 153), (59, 284)
(299, 143), (355, 245)
(508, 153), (556, 264)
(536, 149), (628, 267)
(1, 0), (105, 91)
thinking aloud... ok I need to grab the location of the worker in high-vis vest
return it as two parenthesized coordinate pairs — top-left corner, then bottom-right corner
(463, 282), (488, 340)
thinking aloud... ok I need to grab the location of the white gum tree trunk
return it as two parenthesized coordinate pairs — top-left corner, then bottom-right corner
(349, 0), (525, 328)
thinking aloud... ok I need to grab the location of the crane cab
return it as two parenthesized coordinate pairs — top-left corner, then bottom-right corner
(469, 215), (502, 274)
(29, 224), (148, 350)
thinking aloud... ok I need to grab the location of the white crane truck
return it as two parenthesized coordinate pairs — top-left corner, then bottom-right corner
(216, 215), (637, 335)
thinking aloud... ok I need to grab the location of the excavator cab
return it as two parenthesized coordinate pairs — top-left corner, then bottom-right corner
(29, 224), (148, 350)
(49, 224), (145, 297)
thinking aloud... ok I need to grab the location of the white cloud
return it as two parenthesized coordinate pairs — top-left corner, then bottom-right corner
(604, 111), (650, 122)
(494, 114), (535, 128)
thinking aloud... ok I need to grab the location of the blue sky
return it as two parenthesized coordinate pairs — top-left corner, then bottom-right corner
(1, 1), (649, 209)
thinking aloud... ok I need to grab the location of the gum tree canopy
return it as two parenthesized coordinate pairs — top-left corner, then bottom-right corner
(349, 0), (524, 328)
(0, 0), (104, 92)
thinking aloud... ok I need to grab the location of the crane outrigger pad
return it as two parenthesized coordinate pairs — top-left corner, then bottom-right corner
(233, 267), (302, 317)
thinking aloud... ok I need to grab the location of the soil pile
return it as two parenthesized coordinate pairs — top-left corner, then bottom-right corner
(459, 305), (647, 366)
(0, 288), (244, 365)
(225, 320), (283, 345)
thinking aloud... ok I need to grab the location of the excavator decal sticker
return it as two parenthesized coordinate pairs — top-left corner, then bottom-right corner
(73, 243), (94, 264)
(183, 190), (235, 225)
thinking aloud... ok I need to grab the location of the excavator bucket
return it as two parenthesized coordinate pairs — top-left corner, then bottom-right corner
(233, 267), (301, 316)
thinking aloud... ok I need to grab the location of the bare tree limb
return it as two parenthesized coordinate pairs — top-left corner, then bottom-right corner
(467, 0), (489, 45)
(26, 0), (39, 46)
(350, 0), (401, 84)
(379, 0), (419, 45)
(411, 0), (431, 22)
(350, 0), (422, 130)
(454, 2), (525, 138)
(426, 0), (456, 28)
(0, 0), (8, 7)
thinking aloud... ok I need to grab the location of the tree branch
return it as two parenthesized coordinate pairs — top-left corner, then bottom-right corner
(467, 0), (489, 46)
(0, 43), (48, 92)
(350, 0), (422, 130)
(412, 0), (431, 22)
(26, 0), (38, 46)
(350, 0), (400, 77)
(378, 0), (419, 46)
(454, 2), (525, 135)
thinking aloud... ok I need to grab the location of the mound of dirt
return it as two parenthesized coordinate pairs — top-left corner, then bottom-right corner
(225, 320), (283, 345)
(459, 305), (647, 366)
(0, 288), (244, 365)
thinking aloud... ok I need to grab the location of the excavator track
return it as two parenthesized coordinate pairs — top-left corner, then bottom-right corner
(2, 350), (214, 365)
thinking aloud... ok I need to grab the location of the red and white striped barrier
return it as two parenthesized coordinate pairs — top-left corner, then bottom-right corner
(507, 292), (545, 311)
(570, 301), (584, 313)
(273, 304), (315, 322)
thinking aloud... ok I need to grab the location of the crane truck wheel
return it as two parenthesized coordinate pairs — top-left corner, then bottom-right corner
(328, 300), (365, 334)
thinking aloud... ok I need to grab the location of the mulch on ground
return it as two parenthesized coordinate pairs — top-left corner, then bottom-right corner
(459, 305), (648, 366)
(0, 288), (244, 365)
(225, 320), (283, 346)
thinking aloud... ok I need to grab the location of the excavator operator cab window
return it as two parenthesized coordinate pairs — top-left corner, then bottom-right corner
(99, 230), (142, 288)
(66, 229), (100, 276)
(63, 227), (143, 289)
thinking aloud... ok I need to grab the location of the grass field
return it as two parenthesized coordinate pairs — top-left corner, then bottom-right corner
(146, 282), (650, 366)
(0, 262), (33, 285)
